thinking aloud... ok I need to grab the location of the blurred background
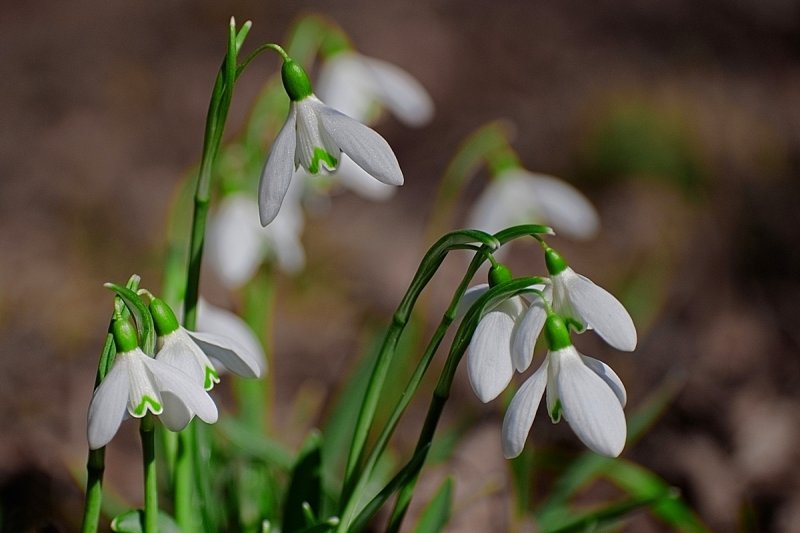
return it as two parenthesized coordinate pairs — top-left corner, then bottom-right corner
(2, 0), (800, 531)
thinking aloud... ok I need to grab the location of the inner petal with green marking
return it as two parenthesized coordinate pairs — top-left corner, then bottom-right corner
(133, 394), (163, 417)
(204, 366), (220, 391)
(308, 147), (339, 174)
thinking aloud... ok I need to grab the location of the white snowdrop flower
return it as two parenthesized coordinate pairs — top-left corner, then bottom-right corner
(542, 248), (637, 352)
(196, 298), (267, 377)
(87, 319), (218, 450)
(460, 265), (547, 403)
(259, 54), (403, 226)
(207, 182), (305, 289)
(317, 50), (434, 128)
(151, 298), (263, 391)
(468, 168), (600, 241)
(502, 314), (627, 459)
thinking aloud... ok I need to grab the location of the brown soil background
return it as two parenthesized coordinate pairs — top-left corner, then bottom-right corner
(2, 0), (800, 531)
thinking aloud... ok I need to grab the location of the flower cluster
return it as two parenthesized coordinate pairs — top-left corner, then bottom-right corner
(464, 248), (636, 457)
(87, 296), (263, 450)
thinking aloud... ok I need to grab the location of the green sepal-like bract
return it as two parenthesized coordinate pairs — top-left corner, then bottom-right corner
(282, 58), (313, 101)
(112, 318), (139, 354)
(104, 282), (156, 356)
(544, 247), (568, 276)
(488, 263), (513, 287)
(150, 297), (180, 337)
(543, 314), (572, 351)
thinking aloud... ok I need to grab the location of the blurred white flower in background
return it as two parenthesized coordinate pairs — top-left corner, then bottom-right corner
(468, 169), (600, 241)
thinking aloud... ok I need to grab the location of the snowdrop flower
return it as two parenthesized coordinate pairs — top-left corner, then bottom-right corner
(461, 264), (547, 403)
(468, 168), (600, 241)
(196, 298), (267, 377)
(151, 298), (263, 391)
(259, 52), (403, 226)
(317, 50), (434, 128)
(529, 248), (637, 352)
(207, 180), (305, 289)
(502, 314), (627, 458)
(87, 318), (218, 449)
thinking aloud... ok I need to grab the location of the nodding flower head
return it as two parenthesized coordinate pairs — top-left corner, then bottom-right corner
(259, 55), (404, 226)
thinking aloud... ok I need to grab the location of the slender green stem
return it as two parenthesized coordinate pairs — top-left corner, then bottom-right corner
(141, 415), (158, 533)
(175, 21), (245, 531)
(386, 277), (546, 532)
(80, 448), (105, 533)
(239, 266), (275, 433)
(173, 427), (195, 530)
(339, 230), (498, 506)
(337, 250), (489, 530)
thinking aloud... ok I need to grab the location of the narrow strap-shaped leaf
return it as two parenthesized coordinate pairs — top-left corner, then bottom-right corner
(282, 432), (324, 532)
(413, 477), (453, 533)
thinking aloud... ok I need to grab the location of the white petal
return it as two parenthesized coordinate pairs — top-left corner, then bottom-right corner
(87, 358), (131, 449)
(501, 358), (549, 459)
(467, 298), (525, 403)
(126, 351), (164, 418)
(142, 357), (219, 429)
(564, 270), (637, 351)
(295, 98), (341, 173)
(467, 178), (522, 235)
(156, 334), (205, 387)
(510, 295), (548, 372)
(580, 355), (627, 407)
(207, 194), (265, 289)
(259, 106), (298, 226)
(456, 284), (489, 319)
(197, 299), (267, 376)
(318, 105), (403, 186)
(187, 330), (263, 379)
(363, 56), (434, 127)
(555, 347), (626, 457)
(526, 173), (599, 240)
(333, 155), (396, 200)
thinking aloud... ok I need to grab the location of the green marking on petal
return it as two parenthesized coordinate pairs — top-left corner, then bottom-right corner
(549, 398), (562, 423)
(204, 366), (220, 390)
(307, 147), (338, 174)
(134, 395), (162, 417)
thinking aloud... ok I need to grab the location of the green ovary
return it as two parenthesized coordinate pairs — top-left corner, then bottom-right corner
(204, 366), (220, 390)
(134, 395), (163, 417)
(308, 147), (338, 174)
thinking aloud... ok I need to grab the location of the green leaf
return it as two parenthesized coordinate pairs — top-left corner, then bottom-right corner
(282, 432), (323, 532)
(413, 477), (453, 533)
(111, 509), (181, 533)
(541, 492), (667, 533)
(217, 418), (294, 470)
(103, 282), (156, 355)
(601, 460), (708, 532)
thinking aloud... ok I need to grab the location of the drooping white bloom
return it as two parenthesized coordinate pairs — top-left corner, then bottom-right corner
(196, 298), (267, 377)
(317, 51), (434, 128)
(207, 182), (305, 288)
(468, 169), (599, 241)
(152, 298), (263, 391)
(87, 347), (218, 449)
(461, 282), (548, 403)
(259, 58), (403, 226)
(512, 249), (637, 353)
(502, 344), (627, 458)
(157, 326), (263, 391)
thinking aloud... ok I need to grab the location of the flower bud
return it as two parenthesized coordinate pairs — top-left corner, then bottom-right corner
(281, 59), (313, 101)
(543, 314), (572, 351)
(150, 298), (180, 337)
(112, 318), (139, 353)
(488, 263), (512, 287)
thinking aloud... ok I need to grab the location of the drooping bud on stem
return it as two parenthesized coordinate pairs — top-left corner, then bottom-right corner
(150, 298), (180, 337)
(488, 263), (512, 287)
(543, 313), (572, 351)
(544, 247), (568, 276)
